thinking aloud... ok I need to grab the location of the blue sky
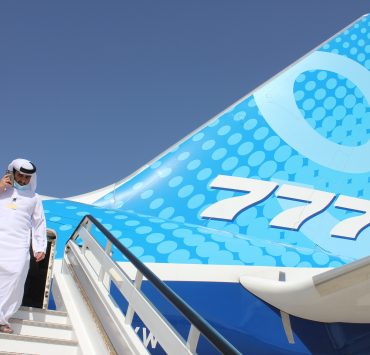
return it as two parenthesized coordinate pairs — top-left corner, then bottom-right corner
(0, 1), (369, 197)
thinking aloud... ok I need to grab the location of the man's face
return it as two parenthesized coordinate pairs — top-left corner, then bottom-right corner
(14, 171), (32, 186)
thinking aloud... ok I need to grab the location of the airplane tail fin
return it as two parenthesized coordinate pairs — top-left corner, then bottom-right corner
(78, 14), (370, 264)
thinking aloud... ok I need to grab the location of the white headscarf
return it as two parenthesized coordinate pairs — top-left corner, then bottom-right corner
(8, 158), (37, 193)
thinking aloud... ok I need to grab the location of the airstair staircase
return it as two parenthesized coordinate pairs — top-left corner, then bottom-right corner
(0, 215), (241, 355)
(0, 307), (79, 354)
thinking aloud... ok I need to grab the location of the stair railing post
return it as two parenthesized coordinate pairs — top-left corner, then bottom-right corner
(187, 324), (201, 353)
(125, 270), (143, 325)
(82, 218), (92, 255)
(98, 241), (112, 284)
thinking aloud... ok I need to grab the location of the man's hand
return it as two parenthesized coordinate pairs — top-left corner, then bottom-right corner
(34, 252), (45, 262)
(0, 173), (12, 191)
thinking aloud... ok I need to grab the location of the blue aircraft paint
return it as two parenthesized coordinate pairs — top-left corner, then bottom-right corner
(110, 279), (370, 354)
(44, 199), (349, 267)
(44, 15), (370, 354)
(109, 280), (314, 354)
(90, 15), (370, 263)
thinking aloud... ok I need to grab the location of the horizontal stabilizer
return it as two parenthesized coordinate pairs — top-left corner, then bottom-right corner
(240, 255), (370, 323)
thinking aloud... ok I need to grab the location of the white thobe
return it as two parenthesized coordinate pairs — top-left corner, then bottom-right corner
(0, 187), (47, 325)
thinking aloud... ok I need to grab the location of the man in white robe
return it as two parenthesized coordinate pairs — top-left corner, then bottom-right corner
(0, 158), (46, 333)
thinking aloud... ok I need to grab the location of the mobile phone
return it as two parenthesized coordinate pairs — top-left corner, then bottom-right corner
(5, 170), (14, 186)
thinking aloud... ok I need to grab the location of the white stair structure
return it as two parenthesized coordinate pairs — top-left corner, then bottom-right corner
(0, 215), (241, 355)
(0, 307), (79, 354)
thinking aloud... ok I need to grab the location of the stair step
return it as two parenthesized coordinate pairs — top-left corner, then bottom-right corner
(9, 318), (75, 340)
(15, 307), (69, 325)
(0, 333), (79, 355)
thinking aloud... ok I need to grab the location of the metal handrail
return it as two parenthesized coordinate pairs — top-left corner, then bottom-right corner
(68, 214), (241, 355)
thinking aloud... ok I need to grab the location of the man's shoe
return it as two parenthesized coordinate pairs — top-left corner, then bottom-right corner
(0, 324), (13, 334)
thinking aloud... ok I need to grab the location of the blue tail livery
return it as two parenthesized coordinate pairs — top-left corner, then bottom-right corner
(44, 14), (370, 354)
